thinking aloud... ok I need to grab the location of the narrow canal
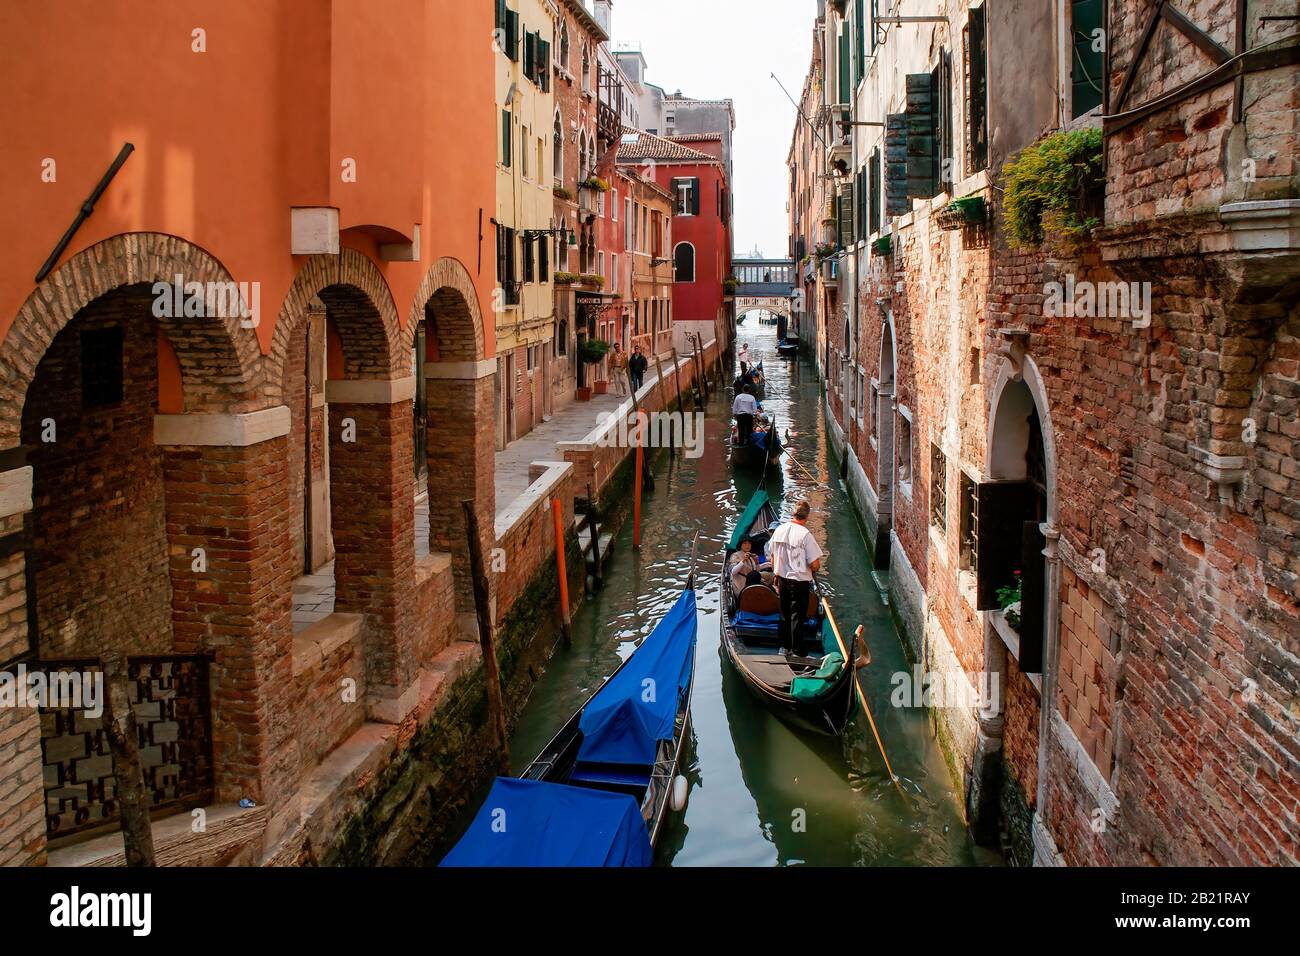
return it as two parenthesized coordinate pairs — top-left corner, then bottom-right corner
(508, 321), (999, 866)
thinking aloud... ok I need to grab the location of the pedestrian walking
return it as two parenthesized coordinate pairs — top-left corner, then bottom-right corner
(611, 343), (629, 396)
(629, 345), (648, 394)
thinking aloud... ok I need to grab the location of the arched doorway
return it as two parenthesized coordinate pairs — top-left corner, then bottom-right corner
(982, 372), (1053, 669)
(1, 234), (274, 849)
(408, 258), (492, 628)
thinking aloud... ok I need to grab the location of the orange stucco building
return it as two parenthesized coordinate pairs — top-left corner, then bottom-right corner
(0, 0), (507, 866)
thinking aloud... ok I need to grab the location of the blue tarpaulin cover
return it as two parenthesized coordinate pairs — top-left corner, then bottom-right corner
(440, 777), (651, 867)
(576, 588), (697, 766)
(729, 489), (770, 550)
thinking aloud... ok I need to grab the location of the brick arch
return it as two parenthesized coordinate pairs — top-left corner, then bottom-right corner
(265, 248), (406, 400)
(406, 256), (486, 362)
(0, 232), (264, 448)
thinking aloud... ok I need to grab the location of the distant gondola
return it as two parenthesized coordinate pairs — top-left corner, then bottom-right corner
(441, 573), (700, 866)
(719, 490), (854, 735)
(776, 337), (800, 358)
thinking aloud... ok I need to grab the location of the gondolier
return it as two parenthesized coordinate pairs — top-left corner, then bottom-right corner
(771, 501), (823, 655)
(732, 385), (758, 446)
(738, 342), (751, 374)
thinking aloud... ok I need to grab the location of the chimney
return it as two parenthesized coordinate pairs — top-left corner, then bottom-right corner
(593, 0), (612, 34)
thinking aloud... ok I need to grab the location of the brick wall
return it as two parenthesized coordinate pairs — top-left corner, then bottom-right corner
(20, 286), (172, 657)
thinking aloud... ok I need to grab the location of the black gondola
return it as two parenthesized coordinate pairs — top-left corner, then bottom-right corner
(729, 412), (782, 472)
(719, 490), (854, 735)
(776, 337), (800, 357)
(442, 550), (700, 866)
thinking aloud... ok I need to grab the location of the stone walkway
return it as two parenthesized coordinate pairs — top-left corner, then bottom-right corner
(291, 370), (669, 634)
(494, 387), (632, 509)
(292, 481), (431, 634)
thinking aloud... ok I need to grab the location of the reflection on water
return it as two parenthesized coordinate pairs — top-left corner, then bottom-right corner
(508, 323), (1000, 866)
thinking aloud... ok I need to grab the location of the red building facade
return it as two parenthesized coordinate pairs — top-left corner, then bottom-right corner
(618, 131), (732, 352)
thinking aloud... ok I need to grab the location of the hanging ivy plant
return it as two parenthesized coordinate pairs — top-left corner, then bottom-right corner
(1001, 128), (1104, 250)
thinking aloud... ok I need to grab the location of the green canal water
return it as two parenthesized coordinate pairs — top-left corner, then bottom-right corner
(507, 321), (1000, 866)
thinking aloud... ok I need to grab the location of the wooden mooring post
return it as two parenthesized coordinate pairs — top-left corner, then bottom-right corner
(462, 500), (510, 774)
(101, 652), (156, 866)
(550, 497), (572, 648)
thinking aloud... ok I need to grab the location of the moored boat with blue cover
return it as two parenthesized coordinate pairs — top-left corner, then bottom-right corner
(440, 580), (699, 867)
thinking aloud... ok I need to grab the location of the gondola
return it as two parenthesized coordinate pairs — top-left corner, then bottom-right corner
(729, 412), (782, 472)
(441, 561), (699, 867)
(776, 337), (800, 358)
(719, 490), (854, 735)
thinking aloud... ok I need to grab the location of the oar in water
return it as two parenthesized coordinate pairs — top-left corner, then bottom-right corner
(783, 445), (824, 487)
(821, 597), (910, 805)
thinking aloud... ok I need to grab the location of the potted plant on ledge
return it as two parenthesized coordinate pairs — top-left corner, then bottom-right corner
(578, 338), (610, 398)
(996, 571), (1023, 632)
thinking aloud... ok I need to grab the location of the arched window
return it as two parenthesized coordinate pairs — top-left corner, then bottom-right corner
(553, 111), (564, 182)
(673, 242), (696, 282)
(581, 45), (590, 92)
(559, 21), (570, 70)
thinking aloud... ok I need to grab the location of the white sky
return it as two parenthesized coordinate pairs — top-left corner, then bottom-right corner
(610, 0), (816, 258)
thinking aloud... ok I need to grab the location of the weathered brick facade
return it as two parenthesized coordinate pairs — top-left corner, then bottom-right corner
(807, 0), (1298, 866)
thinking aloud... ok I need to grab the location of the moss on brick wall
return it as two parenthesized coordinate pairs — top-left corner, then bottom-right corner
(321, 531), (579, 867)
(999, 767), (1035, 867)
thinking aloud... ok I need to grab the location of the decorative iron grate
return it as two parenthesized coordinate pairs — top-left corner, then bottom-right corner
(37, 655), (213, 840)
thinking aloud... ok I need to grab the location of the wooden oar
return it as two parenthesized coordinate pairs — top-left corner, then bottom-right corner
(822, 597), (910, 805)
(783, 446), (823, 487)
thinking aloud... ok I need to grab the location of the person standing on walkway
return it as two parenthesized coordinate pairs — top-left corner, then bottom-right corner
(732, 385), (758, 446)
(629, 345), (648, 394)
(611, 343), (629, 396)
(770, 500), (823, 655)
(738, 342), (751, 375)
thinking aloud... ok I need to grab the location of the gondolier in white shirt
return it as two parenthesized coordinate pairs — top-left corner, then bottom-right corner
(738, 342), (752, 375)
(770, 500), (824, 655)
(732, 385), (758, 446)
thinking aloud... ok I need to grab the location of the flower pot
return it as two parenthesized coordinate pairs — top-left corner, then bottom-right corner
(593, 380), (609, 395)
(576, 386), (593, 401)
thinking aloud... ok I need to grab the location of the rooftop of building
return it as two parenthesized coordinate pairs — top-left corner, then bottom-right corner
(616, 127), (722, 164)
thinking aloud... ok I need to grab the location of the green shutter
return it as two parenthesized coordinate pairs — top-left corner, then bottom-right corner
(838, 25), (850, 105)
(905, 72), (936, 200)
(838, 183), (854, 249)
(1071, 0), (1104, 117)
(855, 0), (865, 82)
(502, 110), (511, 167)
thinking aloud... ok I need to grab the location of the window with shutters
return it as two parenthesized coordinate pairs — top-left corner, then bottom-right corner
(855, 167), (866, 243)
(673, 243), (695, 282)
(868, 148), (881, 235)
(906, 73), (937, 201)
(1070, 0), (1104, 118)
(930, 444), (948, 533)
(496, 225), (519, 305)
(611, 253), (618, 294)
(959, 471), (976, 571)
(501, 111), (512, 168)
(884, 113), (909, 217)
(934, 51), (954, 191)
(854, 0), (866, 84)
(539, 235), (549, 283)
(897, 409), (913, 490)
(522, 235), (535, 283)
(81, 326), (124, 409)
(837, 182), (854, 249)
(505, 9), (519, 62)
(964, 4), (989, 174)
